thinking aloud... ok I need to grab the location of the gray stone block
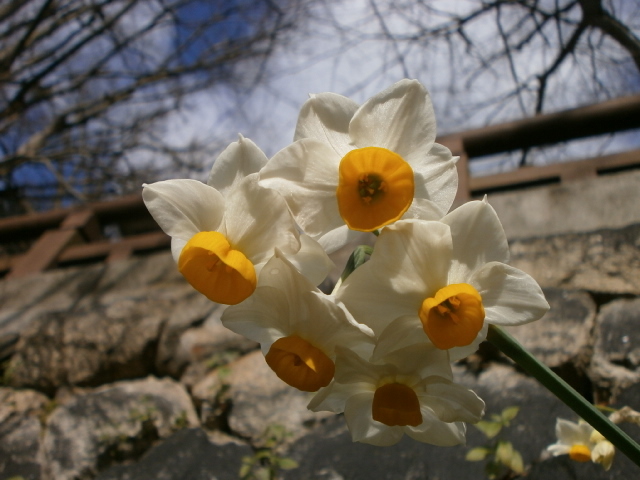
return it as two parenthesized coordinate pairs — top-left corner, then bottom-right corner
(94, 428), (251, 480)
(509, 224), (640, 295)
(0, 388), (50, 480)
(505, 288), (595, 369)
(42, 376), (199, 480)
(591, 298), (640, 400)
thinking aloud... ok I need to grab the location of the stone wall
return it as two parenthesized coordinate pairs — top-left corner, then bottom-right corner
(2, 171), (640, 480)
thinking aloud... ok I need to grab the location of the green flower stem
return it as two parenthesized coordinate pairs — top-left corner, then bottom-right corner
(340, 245), (373, 283)
(487, 324), (640, 468)
(331, 245), (373, 295)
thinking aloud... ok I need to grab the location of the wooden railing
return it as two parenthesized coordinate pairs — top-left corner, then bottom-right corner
(438, 93), (640, 202)
(2, 94), (640, 278)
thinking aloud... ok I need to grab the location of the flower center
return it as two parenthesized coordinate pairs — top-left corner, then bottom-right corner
(336, 147), (414, 232)
(265, 335), (335, 392)
(569, 444), (592, 463)
(419, 283), (485, 350)
(178, 231), (256, 305)
(372, 382), (422, 427)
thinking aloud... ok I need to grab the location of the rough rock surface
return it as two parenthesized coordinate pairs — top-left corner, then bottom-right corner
(590, 298), (640, 401)
(505, 288), (596, 369)
(42, 376), (199, 480)
(0, 388), (50, 480)
(94, 428), (252, 480)
(192, 350), (328, 444)
(1, 220), (640, 480)
(509, 224), (640, 295)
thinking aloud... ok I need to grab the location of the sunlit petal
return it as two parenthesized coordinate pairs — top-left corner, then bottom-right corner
(260, 139), (343, 238)
(471, 262), (549, 326)
(207, 134), (268, 195)
(294, 92), (358, 156)
(142, 179), (224, 248)
(349, 79), (436, 160)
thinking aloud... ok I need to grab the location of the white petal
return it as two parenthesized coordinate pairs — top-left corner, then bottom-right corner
(547, 444), (571, 456)
(207, 135), (268, 195)
(316, 225), (368, 256)
(442, 200), (509, 283)
(407, 418), (467, 446)
(142, 179), (224, 260)
(371, 315), (452, 378)
(307, 381), (352, 413)
(301, 292), (376, 358)
(283, 234), (334, 286)
(382, 220), (452, 294)
(402, 197), (448, 222)
(222, 177), (300, 265)
(338, 220), (453, 334)
(372, 316), (427, 363)
(233, 254), (375, 357)
(592, 440), (615, 470)
(294, 92), (359, 157)
(471, 263), (550, 326)
(337, 260), (416, 334)
(380, 342), (454, 381)
(349, 79), (436, 161)
(334, 346), (387, 385)
(169, 238), (188, 263)
(220, 285), (290, 354)
(260, 139), (343, 238)
(409, 143), (458, 216)
(418, 380), (485, 423)
(344, 392), (404, 446)
(554, 418), (592, 446)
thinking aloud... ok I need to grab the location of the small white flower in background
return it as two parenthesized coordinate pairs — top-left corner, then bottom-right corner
(142, 137), (332, 305)
(308, 344), (485, 447)
(547, 418), (615, 470)
(259, 79), (458, 253)
(337, 199), (549, 360)
(221, 252), (375, 393)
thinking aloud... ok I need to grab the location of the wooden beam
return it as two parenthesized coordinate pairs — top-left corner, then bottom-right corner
(6, 228), (81, 278)
(57, 231), (170, 264)
(469, 148), (640, 194)
(438, 94), (640, 160)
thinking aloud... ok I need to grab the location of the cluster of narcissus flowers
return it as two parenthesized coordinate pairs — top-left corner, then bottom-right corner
(143, 79), (550, 447)
(546, 418), (615, 470)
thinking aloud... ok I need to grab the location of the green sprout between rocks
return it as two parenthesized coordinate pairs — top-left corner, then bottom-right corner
(466, 406), (525, 479)
(239, 424), (299, 480)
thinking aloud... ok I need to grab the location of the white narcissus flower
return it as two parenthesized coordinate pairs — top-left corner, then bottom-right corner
(142, 138), (333, 305)
(221, 252), (375, 393)
(547, 418), (615, 470)
(308, 344), (485, 447)
(336, 199), (549, 360)
(259, 79), (458, 253)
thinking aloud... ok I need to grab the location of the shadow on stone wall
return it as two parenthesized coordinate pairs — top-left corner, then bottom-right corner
(1, 221), (640, 480)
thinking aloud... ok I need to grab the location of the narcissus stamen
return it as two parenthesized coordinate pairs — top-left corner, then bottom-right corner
(265, 335), (335, 392)
(419, 283), (485, 350)
(569, 444), (592, 462)
(178, 231), (256, 305)
(372, 383), (422, 427)
(336, 147), (414, 231)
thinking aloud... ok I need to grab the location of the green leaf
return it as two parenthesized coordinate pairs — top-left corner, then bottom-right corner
(475, 420), (502, 438)
(465, 447), (492, 461)
(495, 440), (514, 465)
(501, 406), (519, 424)
(508, 449), (525, 474)
(277, 457), (299, 470)
(239, 461), (253, 478)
